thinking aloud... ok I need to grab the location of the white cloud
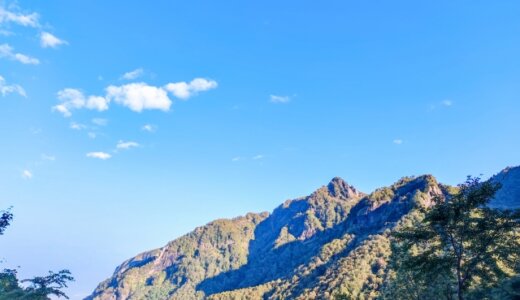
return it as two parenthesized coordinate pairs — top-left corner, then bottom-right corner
(86, 152), (111, 160)
(21, 169), (32, 179)
(270, 95), (290, 104)
(53, 78), (217, 116)
(41, 154), (55, 161)
(53, 88), (85, 117)
(252, 154), (264, 160)
(53, 88), (109, 117)
(40, 32), (67, 48)
(116, 140), (139, 150)
(165, 78), (217, 100)
(121, 68), (143, 80)
(0, 43), (39, 65)
(92, 118), (108, 126)
(0, 75), (26, 97)
(87, 132), (96, 139)
(0, 7), (39, 27)
(393, 139), (403, 145)
(86, 95), (109, 111)
(441, 100), (453, 107)
(70, 122), (87, 130)
(106, 83), (171, 112)
(141, 124), (156, 132)
(231, 156), (242, 162)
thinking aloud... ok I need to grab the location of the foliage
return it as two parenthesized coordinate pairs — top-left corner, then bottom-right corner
(0, 208), (13, 236)
(87, 169), (520, 300)
(392, 177), (520, 300)
(0, 208), (74, 299)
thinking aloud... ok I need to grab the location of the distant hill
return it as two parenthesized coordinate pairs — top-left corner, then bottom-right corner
(86, 167), (519, 300)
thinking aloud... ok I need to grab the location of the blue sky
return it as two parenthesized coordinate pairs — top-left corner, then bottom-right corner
(1, 0), (519, 298)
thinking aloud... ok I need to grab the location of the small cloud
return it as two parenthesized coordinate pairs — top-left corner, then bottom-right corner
(141, 124), (156, 132)
(87, 132), (96, 139)
(164, 78), (217, 100)
(441, 100), (453, 107)
(41, 154), (55, 161)
(92, 118), (108, 126)
(21, 169), (33, 179)
(393, 139), (403, 145)
(252, 154), (264, 160)
(231, 156), (242, 162)
(270, 95), (290, 104)
(0, 75), (26, 97)
(30, 127), (42, 135)
(0, 43), (39, 65)
(70, 122), (87, 130)
(0, 29), (13, 36)
(86, 152), (111, 160)
(40, 32), (67, 48)
(429, 99), (454, 111)
(0, 7), (39, 27)
(116, 140), (139, 150)
(53, 88), (109, 117)
(121, 68), (144, 80)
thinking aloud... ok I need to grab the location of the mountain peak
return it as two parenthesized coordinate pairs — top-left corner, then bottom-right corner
(327, 177), (362, 199)
(490, 165), (520, 209)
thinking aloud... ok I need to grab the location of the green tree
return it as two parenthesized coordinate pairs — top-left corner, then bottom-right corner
(0, 208), (74, 299)
(0, 208), (13, 235)
(393, 177), (520, 300)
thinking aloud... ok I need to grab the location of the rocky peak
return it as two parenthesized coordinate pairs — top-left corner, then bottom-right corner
(327, 177), (363, 200)
(490, 165), (520, 209)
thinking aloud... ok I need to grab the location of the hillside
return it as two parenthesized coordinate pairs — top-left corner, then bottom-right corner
(87, 167), (519, 299)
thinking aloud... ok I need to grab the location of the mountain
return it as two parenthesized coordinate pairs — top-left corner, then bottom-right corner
(490, 166), (520, 209)
(87, 167), (519, 300)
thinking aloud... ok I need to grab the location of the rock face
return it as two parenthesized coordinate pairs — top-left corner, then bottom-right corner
(490, 166), (520, 209)
(87, 168), (517, 300)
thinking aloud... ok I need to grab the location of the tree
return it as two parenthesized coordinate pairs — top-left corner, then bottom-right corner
(0, 208), (13, 235)
(393, 177), (520, 300)
(0, 208), (74, 299)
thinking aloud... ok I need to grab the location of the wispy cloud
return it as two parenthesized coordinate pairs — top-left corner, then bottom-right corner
(40, 32), (68, 48)
(430, 99), (454, 111)
(231, 156), (242, 162)
(116, 140), (139, 150)
(270, 94), (290, 104)
(0, 75), (26, 97)
(0, 43), (39, 64)
(0, 7), (39, 27)
(165, 78), (218, 100)
(141, 124), (156, 133)
(441, 100), (453, 107)
(92, 118), (108, 126)
(70, 121), (87, 130)
(393, 139), (403, 145)
(252, 154), (264, 160)
(41, 154), (56, 161)
(121, 68), (144, 80)
(21, 169), (33, 179)
(86, 152), (111, 160)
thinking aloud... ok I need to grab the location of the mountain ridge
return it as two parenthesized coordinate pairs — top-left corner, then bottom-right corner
(87, 167), (519, 300)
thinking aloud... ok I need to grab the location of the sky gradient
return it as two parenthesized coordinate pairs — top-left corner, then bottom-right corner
(1, 1), (520, 298)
